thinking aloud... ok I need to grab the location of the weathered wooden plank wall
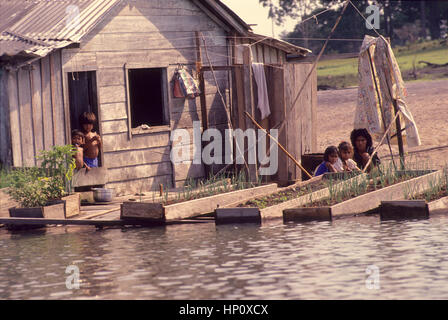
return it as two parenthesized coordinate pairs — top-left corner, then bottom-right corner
(233, 37), (286, 65)
(0, 70), (11, 167)
(60, 0), (233, 194)
(6, 51), (66, 168)
(231, 62), (315, 185)
(283, 62), (317, 182)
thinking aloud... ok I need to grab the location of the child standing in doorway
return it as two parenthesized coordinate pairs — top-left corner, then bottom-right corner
(71, 129), (91, 171)
(79, 112), (102, 168)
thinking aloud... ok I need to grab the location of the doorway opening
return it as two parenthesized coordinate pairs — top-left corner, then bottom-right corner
(67, 71), (102, 167)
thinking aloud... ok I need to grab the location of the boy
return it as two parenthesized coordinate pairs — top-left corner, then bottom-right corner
(334, 141), (360, 172)
(79, 112), (102, 168)
(71, 129), (90, 170)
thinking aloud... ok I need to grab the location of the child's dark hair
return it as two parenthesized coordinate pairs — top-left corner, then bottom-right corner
(350, 129), (373, 151)
(79, 112), (96, 125)
(338, 141), (353, 153)
(71, 129), (85, 139)
(323, 146), (338, 162)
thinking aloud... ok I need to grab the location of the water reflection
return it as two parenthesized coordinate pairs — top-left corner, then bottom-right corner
(1, 214), (448, 299)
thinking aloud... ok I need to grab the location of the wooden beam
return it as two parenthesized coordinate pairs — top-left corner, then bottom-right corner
(195, 31), (208, 131)
(242, 45), (258, 182)
(49, 54), (58, 146)
(201, 66), (233, 71)
(0, 217), (127, 227)
(393, 99), (405, 169)
(123, 63), (132, 141)
(28, 67), (38, 162)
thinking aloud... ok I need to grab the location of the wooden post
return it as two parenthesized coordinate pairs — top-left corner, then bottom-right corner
(386, 37), (405, 169)
(28, 66), (37, 166)
(242, 45), (258, 182)
(393, 99), (405, 169)
(195, 31), (208, 131)
(124, 63), (132, 141)
(49, 54), (58, 146)
(195, 31), (209, 177)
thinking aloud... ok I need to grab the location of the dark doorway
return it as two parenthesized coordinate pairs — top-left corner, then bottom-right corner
(67, 71), (101, 166)
(128, 68), (167, 128)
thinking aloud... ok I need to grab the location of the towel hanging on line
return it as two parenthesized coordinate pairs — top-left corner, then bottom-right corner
(252, 62), (271, 120)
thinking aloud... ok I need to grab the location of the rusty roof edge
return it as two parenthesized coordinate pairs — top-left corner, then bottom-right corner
(3, 30), (52, 47)
(247, 32), (312, 55)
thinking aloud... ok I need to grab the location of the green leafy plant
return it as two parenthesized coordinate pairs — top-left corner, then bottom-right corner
(7, 145), (77, 208)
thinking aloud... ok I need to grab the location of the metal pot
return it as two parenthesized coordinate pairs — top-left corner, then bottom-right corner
(92, 188), (114, 202)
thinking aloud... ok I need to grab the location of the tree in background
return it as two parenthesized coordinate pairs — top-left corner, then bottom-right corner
(259, 0), (448, 53)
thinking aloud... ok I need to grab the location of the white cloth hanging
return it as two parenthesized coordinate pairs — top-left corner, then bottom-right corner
(355, 35), (421, 148)
(251, 62), (271, 120)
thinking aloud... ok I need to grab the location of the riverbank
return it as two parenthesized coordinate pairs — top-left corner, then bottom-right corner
(317, 40), (448, 89)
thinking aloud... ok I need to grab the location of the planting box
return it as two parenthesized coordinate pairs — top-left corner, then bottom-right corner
(379, 195), (448, 220)
(7, 201), (66, 230)
(9, 201), (66, 219)
(260, 174), (368, 220)
(283, 170), (443, 222)
(121, 183), (278, 222)
(62, 193), (81, 218)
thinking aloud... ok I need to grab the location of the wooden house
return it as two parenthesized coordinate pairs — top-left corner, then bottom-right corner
(0, 0), (317, 196)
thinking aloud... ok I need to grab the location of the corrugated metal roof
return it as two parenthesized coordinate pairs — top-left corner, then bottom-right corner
(0, 0), (310, 64)
(0, 0), (37, 34)
(7, 0), (120, 42)
(0, 0), (121, 61)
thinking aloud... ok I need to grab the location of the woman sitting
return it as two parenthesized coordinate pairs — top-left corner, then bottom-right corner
(350, 128), (380, 171)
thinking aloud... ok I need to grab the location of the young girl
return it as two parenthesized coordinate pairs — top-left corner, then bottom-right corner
(334, 141), (361, 172)
(314, 146), (339, 176)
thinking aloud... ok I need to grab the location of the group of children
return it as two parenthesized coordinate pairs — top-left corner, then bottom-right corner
(314, 128), (381, 177)
(314, 142), (360, 176)
(71, 112), (102, 171)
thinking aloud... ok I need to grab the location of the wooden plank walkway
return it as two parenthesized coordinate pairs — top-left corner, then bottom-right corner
(0, 216), (213, 228)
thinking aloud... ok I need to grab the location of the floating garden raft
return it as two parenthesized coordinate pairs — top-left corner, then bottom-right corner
(121, 183), (279, 222)
(284, 169), (442, 223)
(225, 172), (364, 220)
(380, 168), (448, 220)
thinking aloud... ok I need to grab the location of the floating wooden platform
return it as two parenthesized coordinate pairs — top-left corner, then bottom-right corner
(0, 217), (213, 229)
(380, 200), (429, 221)
(215, 208), (261, 224)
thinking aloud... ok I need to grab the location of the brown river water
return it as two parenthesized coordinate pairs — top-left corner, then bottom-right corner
(1, 213), (448, 299)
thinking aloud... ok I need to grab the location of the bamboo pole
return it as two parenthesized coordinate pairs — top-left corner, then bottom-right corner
(244, 111), (313, 179)
(362, 110), (401, 173)
(367, 48), (397, 170)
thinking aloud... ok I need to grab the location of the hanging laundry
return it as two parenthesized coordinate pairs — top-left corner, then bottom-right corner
(174, 66), (201, 99)
(354, 35), (421, 148)
(252, 62), (271, 120)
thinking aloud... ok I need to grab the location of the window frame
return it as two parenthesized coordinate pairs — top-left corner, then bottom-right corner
(124, 64), (170, 139)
